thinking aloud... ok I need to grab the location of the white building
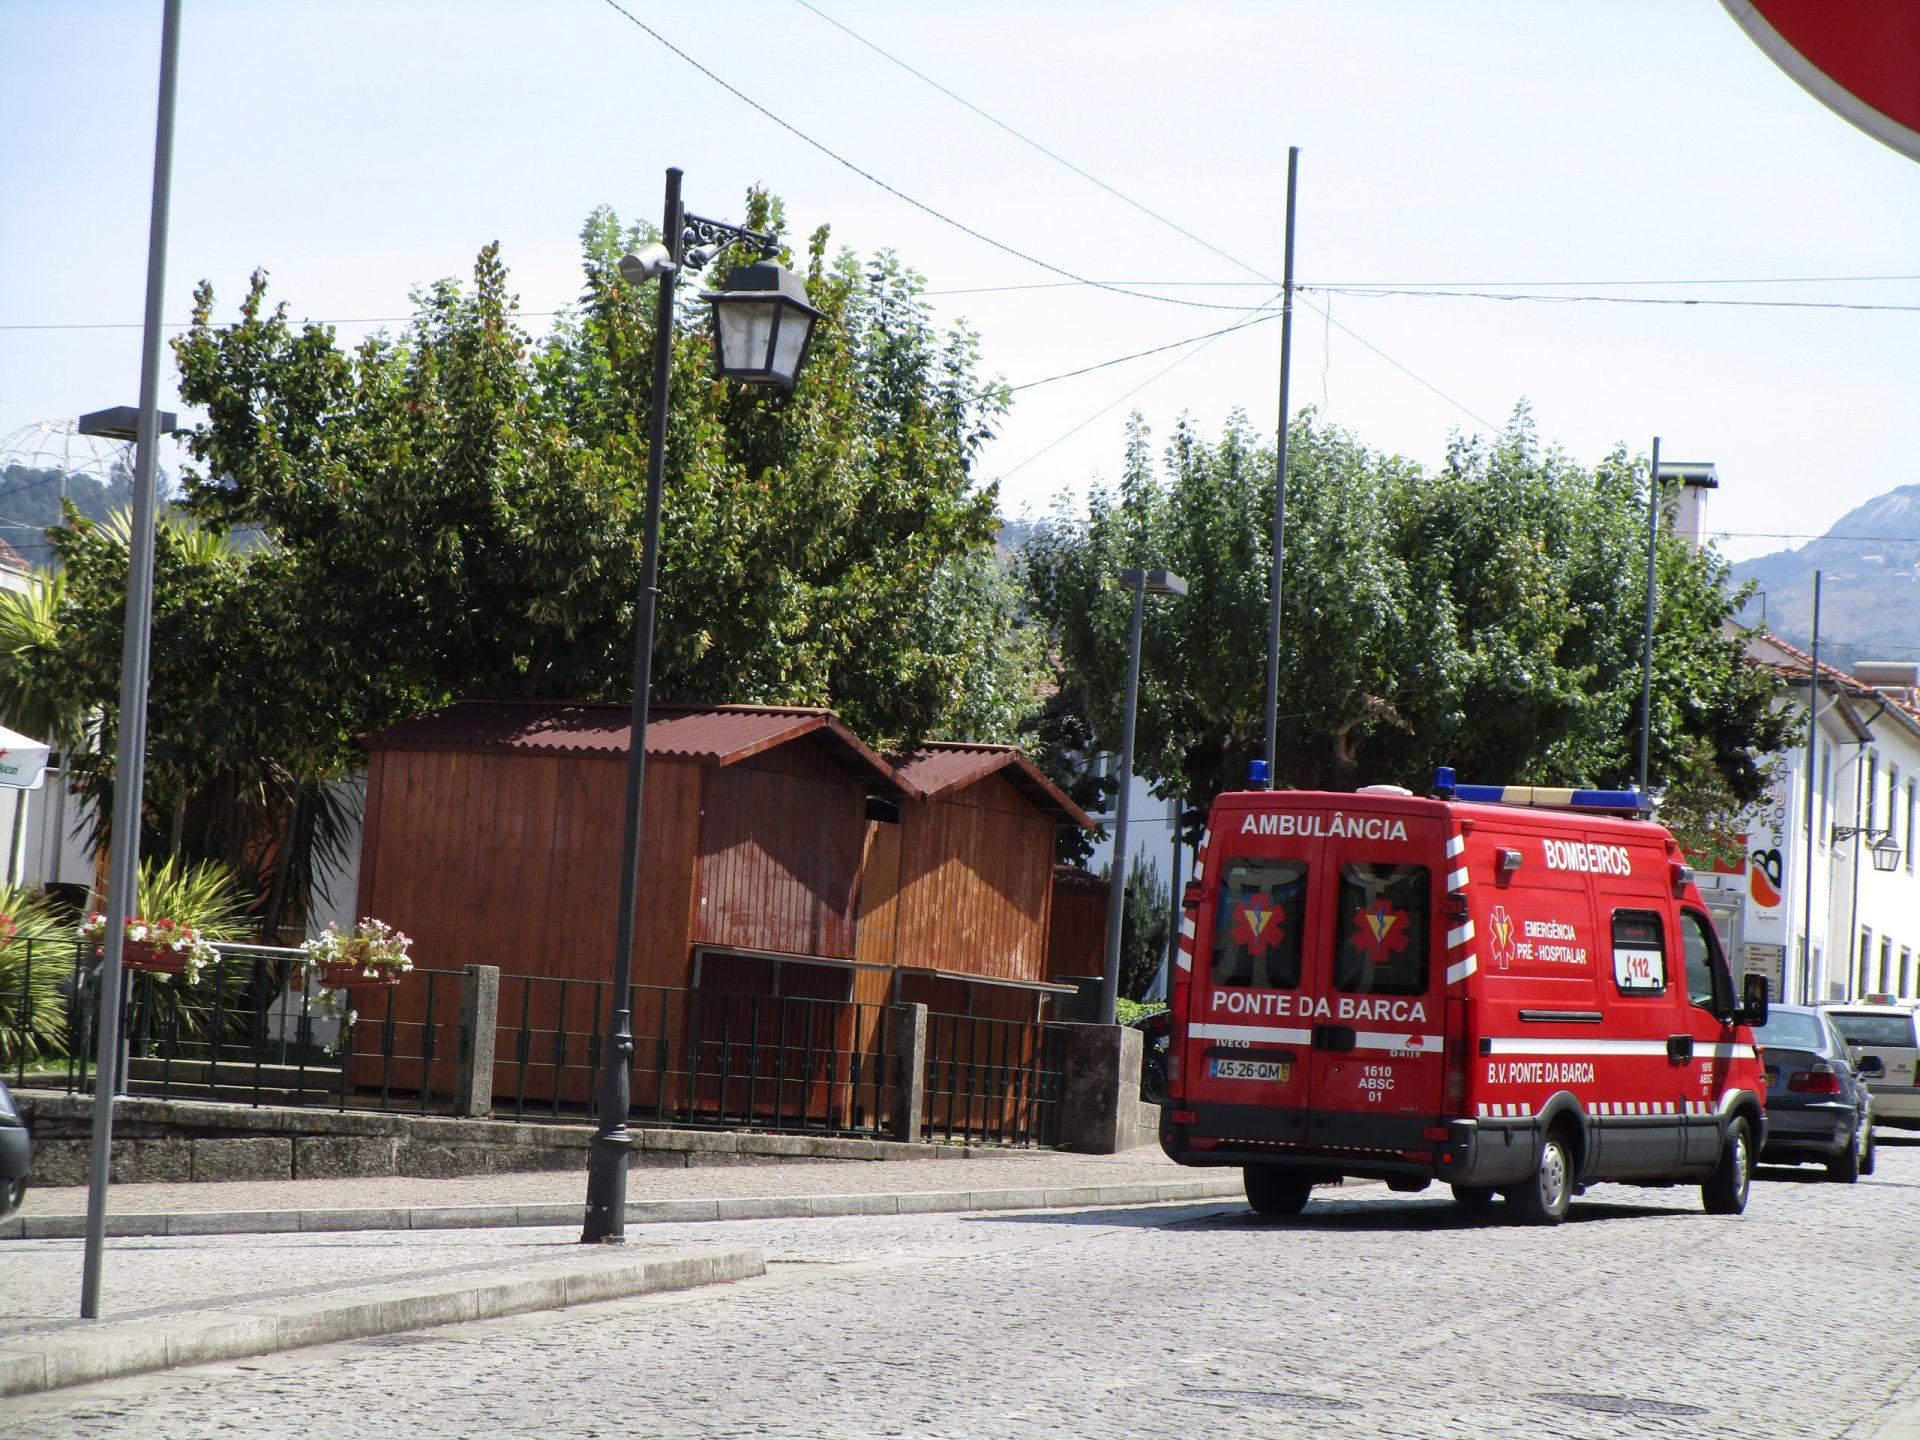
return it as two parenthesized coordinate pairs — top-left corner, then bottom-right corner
(1695, 632), (1920, 1006)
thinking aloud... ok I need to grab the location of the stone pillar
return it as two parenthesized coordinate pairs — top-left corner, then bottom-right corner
(454, 964), (500, 1118)
(1055, 1022), (1158, 1154)
(890, 1002), (928, 1144)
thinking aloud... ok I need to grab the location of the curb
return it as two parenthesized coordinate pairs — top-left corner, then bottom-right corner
(2, 1177), (1248, 1240)
(0, 1244), (764, 1398)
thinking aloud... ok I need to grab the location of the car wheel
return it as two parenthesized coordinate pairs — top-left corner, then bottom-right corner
(1859, 1123), (1876, 1177)
(1703, 1117), (1753, 1215)
(1508, 1131), (1572, 1226)
(1243, 1165), (1313, 1218)
(1450, 1184), (1498, 1212)
(0, 1177), (22, 1221)
(1827, 1128), (1861, 1184)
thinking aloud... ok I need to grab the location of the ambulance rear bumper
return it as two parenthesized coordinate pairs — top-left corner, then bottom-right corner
(1159, 1104), (1536, 1188)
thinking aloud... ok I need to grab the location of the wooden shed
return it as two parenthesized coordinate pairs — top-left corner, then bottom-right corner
(350, 700), (906, 1112)
(856, 743), (1093, 1021)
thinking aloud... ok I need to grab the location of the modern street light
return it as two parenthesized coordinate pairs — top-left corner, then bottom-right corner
(583, 168), (821, 1245)
(1833, 823), (1903, 873)
(1099, 566), (1187, 1027)
(74, 0), (181, 1323)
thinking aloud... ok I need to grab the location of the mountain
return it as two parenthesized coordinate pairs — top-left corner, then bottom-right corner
(1730, 485), (1920, 675)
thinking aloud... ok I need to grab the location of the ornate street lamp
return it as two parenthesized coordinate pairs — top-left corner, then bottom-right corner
(583, 169), (820, 1246)
(1833, 823), (1903, 874)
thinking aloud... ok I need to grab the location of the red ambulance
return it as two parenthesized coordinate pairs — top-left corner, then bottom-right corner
(1149, 768), (1770, 1224)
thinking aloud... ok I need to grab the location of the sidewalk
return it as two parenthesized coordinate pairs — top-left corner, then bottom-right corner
(0, 1146), (1244, 1398)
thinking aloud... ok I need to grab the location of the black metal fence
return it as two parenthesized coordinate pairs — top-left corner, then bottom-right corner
(3, 948), (1067, 1149)
(922, 1009), (1065, 1148)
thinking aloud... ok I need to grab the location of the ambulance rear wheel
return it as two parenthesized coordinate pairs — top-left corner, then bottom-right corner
(1702, 1116), (1753, 1215)
(1508, 1132), (1572, 1226)
(1244, 1166), (1312, 1217)
(1450, 1184), (1498, 1212)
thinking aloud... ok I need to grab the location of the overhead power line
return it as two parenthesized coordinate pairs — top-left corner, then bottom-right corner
(789, 0), (1278, 287)
(596, 0), (1251, 313)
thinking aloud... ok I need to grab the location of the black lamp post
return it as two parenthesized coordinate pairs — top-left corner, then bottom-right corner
(582, 167), (821, 1245)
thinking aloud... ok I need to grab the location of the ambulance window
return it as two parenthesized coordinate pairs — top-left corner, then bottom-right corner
(1209, 858), (1306, 989)
(1334, 863), (1429, 997)
(1610, 910), (1667, 995)
(1681, 909), (1732, 1013)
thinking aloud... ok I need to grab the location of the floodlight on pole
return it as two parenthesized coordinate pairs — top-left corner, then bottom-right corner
(1099, 567), (1186, 1028)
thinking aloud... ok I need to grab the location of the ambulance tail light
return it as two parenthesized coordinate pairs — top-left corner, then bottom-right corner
(1170, 1109), (1198, 1126)
(1443, 997), (1470, 1114)
(1788, 1066), (1845, 1095)
(1421, 1126), (1450, 1142)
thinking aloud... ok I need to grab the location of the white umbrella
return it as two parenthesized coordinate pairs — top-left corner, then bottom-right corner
(0, 723), (51, 790)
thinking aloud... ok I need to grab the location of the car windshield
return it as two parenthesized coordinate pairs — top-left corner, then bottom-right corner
(1751, 1010), (1826, 1050)
(1829, 1013), (1918, 1048)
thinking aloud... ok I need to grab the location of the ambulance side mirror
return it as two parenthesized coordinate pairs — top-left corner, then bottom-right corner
(1182, 880), (1203, 912)
(1737, 973), (1769, 1028)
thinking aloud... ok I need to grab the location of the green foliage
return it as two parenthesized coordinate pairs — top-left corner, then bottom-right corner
(1113, 852), (1171, 1002)
(159, 205), (1026, 748)
(0, 886), (78, 1066)
(1114, 997), (1166, 1028)
(103, 857), (254, 941)
(1020, 406), (1790, 826)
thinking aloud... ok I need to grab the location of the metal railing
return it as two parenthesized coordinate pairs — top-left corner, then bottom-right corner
(923, 1011), (1065, 1148)
(4, 947), (1063, 1147)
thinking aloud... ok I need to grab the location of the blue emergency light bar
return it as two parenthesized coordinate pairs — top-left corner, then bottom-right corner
(1431, 766), (1651, 816)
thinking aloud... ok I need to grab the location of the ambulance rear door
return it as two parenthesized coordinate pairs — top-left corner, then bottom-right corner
(1303, 808), (1448, 1139)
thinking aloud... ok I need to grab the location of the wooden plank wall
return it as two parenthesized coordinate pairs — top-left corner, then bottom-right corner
(349, 745), (704, 1099)
(890, 773), (1055, 983)
(1045, 873), (1110, 982)
(693, 749), (863, 959)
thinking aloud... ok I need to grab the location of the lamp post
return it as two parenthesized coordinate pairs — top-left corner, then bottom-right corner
(74, 0), (182, 1322)
(582, 168), (821, 1245)
(1099, 567), (1186, 1027)
(1833, 824), (1902, 873)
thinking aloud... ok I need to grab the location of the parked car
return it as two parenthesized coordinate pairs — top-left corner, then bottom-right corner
(0, 1077), (29, 1219)
(1752, 1004), (1874, 1181)
(1825, 999), (1920, 1132)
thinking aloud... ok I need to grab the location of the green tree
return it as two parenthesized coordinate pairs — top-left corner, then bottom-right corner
(11, 200), (1038, 923)
(1113, 851), (1171, 1002)
(1020, 406), (1788, 826)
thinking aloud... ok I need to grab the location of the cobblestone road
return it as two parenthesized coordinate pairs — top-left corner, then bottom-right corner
(8, 1140), (1919, 1439)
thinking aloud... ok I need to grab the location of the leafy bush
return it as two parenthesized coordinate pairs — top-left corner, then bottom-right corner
(0, 885), (81, 1066)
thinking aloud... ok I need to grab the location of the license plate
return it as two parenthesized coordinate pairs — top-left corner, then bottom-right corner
(1210, 1058), (1291, 1082)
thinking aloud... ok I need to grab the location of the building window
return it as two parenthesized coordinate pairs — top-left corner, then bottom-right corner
(1867, 754), (1878, 830)
(1860, 928), (1873, 998)
(1881, 936), (1895, 995)
(1908, 779), (1916, 871)
(1902, 947), (1914, 999)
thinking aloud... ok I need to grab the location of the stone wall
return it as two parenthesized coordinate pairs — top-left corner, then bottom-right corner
(16, 1093), (959, 1187)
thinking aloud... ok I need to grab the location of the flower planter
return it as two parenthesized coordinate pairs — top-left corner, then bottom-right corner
(309, 960), (404, 990)
(114, 942), (189, 977)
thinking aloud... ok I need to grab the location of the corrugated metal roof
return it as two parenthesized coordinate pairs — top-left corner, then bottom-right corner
(888, 742), (1094, 829)
(361, 700), (905, 790)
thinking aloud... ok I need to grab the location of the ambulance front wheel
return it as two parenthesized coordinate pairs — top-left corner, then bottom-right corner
(1703, 1116), (1753, 1215)
(1507, 1131), (1573, 1226)
(1244, 1166), (1313, 1217)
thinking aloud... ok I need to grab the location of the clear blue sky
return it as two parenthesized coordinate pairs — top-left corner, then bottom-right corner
(4, 1), (1918, 577)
